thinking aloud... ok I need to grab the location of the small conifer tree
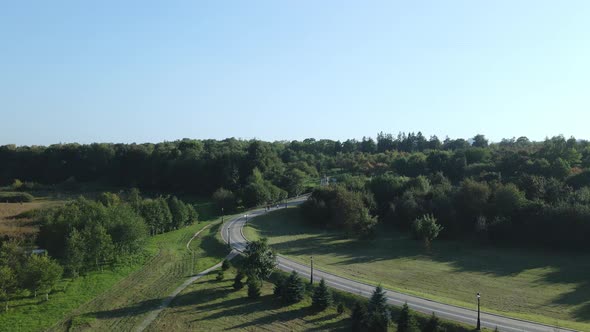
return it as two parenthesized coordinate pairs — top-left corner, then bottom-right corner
(247, 277), (261, 299)
(397, 302), (419, 332)
(282, 270), (305, 303)
(233, 270), (245, 290)
(311, 278), (333, 310)
(351, 301), (368, 332)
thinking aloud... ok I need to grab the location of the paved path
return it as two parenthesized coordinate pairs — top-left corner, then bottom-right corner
(221, 197), (577, 332)
(134, 225), (239, 332)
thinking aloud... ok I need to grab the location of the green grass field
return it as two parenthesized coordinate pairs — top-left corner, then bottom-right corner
(147, 268), (350, 331)
(244, 207), (590, 331)
(148, 267), (482, 332)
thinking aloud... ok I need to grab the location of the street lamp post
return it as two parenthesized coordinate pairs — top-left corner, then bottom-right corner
(476, 292), (481, 330)
(310, 256), (314, 284)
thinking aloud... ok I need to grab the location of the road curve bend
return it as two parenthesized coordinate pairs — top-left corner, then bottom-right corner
(221, 198), (577, 332)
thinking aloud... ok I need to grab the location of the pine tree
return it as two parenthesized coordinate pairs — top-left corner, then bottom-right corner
(351, 301), (368, 332)
(233, 270), (245, 290)
(247, 277), (261, 299)
(424, 312), (443, 332)
(216, 269), (224, 281)
(367, 285), (390, 332)
(282, 270), (305, 303)
(312, 278), (332, 310)
(337, 303), (345, 315)
(397, 302), (419, 332)
(273, 276), (284, 298)
(221, 259), (231, 271)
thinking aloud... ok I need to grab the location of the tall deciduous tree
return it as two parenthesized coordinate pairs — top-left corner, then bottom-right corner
(186, 204), (198, 225)
(64, 228), (86, 277)
(0, 266), (17, 311)
(83, 224), (114, 271)
(212, 187), (237, 212)
(412, 214), (444, 250)
(242, 238), (276, 280)
(472, 134), (489, 148)
(23, 254), (63, 300)
(167, 196), (188, 229)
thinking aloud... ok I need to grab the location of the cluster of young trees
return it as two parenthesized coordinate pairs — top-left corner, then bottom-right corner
(351, 287), (444, 332)
(273, 270), (306, 304)
(39, 190), (197, 270)
(0, 242), (63, 310)
(0, 189), (198, 309)
(301, 186), (377, 237)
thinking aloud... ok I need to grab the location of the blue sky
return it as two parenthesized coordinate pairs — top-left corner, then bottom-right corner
(1, 1), (589, 145)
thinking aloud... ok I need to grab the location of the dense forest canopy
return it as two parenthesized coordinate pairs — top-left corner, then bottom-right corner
(2, 133), (590, 250)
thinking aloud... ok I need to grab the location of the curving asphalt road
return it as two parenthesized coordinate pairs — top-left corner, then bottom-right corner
(221, 198), (576, 332)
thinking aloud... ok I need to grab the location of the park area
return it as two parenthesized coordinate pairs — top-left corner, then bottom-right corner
(147, 267), (349, 331)
(244, 207), (590, 331)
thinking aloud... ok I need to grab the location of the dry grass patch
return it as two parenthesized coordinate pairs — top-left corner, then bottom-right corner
(0, 201), (61, 239)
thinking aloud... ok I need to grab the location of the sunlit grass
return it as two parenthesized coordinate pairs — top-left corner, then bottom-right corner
(245, 207), (590, 331)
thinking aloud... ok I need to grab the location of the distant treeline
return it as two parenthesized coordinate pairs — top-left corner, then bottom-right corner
(2, 133), (590, 249)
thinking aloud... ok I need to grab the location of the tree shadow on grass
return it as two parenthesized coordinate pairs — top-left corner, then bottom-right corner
(198, 223), (228, 259)
(544, 268), (590, 321)
(305, 317), (349, 332)
(226, 305), (311, 330)
(86, 298), (164, 320)
(180, 283), (349, 331)
(252, 207), (590, 320)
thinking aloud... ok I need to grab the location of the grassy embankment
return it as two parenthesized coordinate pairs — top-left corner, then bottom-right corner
(0, 200), (229, 332)
(244, 207), (590, 331)
(149, 266), (482, 332)
(147, 267), (349, 331)
(47, 220), (229, 332)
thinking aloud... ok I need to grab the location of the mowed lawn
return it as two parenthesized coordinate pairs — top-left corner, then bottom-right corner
(147, 268), (349, 332)
(244, 207), (590, 331)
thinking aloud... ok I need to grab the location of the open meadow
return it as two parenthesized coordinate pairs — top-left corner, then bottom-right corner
(244, 207), (590, 331)
(0, 199), (62, 240)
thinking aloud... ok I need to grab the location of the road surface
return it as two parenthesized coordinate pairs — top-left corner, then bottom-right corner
(221, 197), (576, 332)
